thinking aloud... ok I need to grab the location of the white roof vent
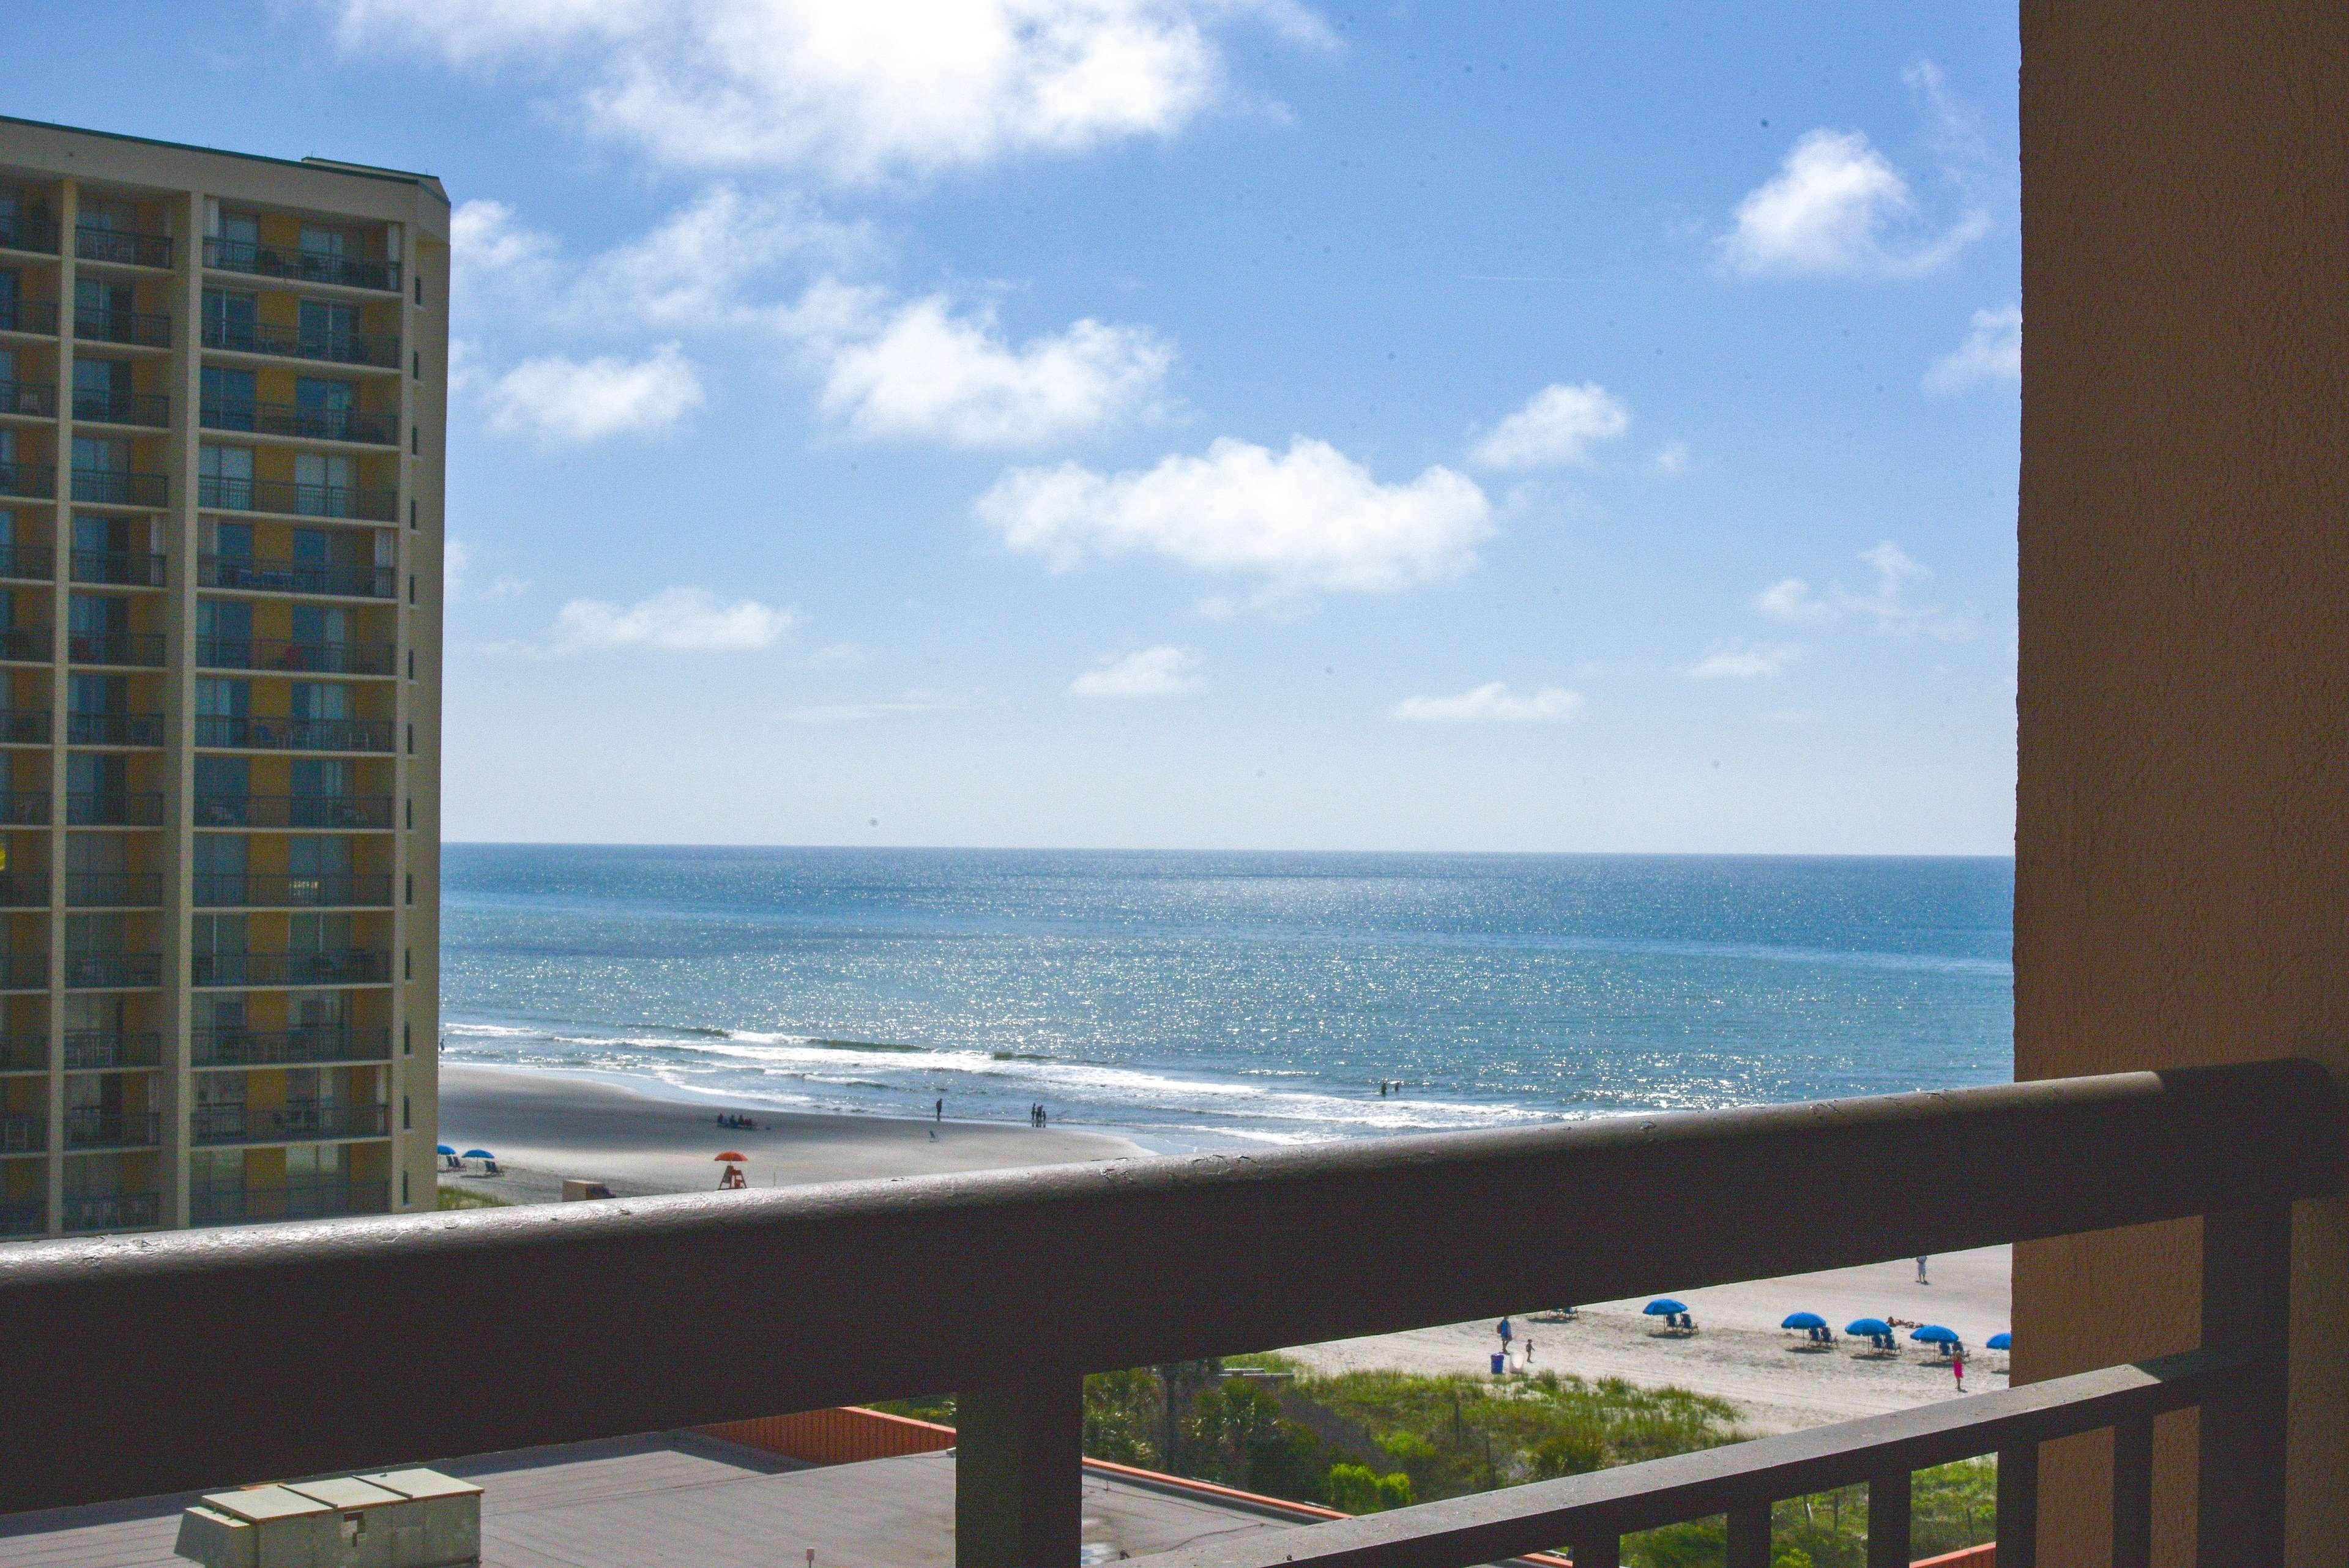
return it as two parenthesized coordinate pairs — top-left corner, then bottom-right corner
(174, 1468), (482, 1568)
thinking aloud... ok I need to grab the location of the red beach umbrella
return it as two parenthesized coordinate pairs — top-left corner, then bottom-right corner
(714, 1151), (750, 1162)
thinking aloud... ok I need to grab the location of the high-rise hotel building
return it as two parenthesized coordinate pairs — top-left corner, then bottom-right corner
(0, 119), (445, 1238)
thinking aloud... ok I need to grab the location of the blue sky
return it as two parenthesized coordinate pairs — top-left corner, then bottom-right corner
(21, 2), (2021, 853)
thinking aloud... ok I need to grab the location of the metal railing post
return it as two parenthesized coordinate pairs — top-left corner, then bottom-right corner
(2197, 1205), (2293, 1567)
(1995, 1441), (2039, 1568)
(956, 1373), (1085, 1568)
(1864, 1470), (1910, 1568)
(1725, 1503), (1770, 1567)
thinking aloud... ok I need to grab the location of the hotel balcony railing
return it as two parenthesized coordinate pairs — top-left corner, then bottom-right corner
(0, 377), (56, 418)
(193, 872), (392, 909)
(200, 396), (399, 447)
(0, 872), (50, 908)
(67, 791), (162, 827)
(0, 1111), (43, 1154)
(0, 299), (59, 336)
(61, 952), (160, 990)
(196, 635), (396, 677)
(190, 949), (389, 988)
(190, 1101), (389, 1146)
(201, 317), (400, 370)
(203, 237), (402, 295)
(67, 630), (163, 667)
(58, 1190), (160, 1233)
(66, 711), (165, 747)
(0, 789), (47, 826)
(0, 1198), (40, 1237)
(70, 548), (166, 587)
(0, 460), (55, 500)
(62, 1107), (160, 1150)
(194, 714), (393, 754)
(0, 625), (50, 663)
(72, 307), (171, 349)
(194, 792), (393, 830)
(200, 553), (397, 599)
(196, 473), (398, 522)
(72, 386), (169, 428)
(188, 1179), (389, 1227)
(0, 1062), (2332, 1568)
(61, 1031), (161, 1071)
(75, 224), (173, 270)
(0, 544), (52, 582)
(192, 1025), (391, 1069)
(0, 710), (50, 745)
(0, 213), (59, 255)
(64, 872), (163, 908)
(0, 954), (48, 990)
(0, 1034), (45, 1072)
(70, 467), (168, 508)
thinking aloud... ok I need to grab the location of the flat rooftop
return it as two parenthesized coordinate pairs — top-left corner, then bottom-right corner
(0, 1432), (1305, 1567)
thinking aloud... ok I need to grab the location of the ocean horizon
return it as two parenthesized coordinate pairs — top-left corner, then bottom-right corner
(442, 845), (2014, 1155)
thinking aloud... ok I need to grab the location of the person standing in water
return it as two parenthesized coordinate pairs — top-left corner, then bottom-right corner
(1916, 1255), (1930, 1285)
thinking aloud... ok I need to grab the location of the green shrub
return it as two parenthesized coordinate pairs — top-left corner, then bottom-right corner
(1325, 1463), (1414, 1513)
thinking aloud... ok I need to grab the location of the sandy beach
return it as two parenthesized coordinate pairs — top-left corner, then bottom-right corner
(442, 1065), (2007, 1432)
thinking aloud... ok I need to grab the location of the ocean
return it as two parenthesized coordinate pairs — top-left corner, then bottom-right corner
(442, 847), (2014, 1154)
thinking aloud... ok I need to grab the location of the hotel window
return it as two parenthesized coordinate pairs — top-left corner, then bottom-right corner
(217, 210), (258, 253)
(297, 298), (360, 360)
(197, 444), (254, 511)
(201, 287), (257, 350)
(293, 451), (353, 518)
(73, 277), (131, 338)
(201, 365), (256, 431)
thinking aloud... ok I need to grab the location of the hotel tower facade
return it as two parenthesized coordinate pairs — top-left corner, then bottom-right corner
(0, 118), (446, 1238)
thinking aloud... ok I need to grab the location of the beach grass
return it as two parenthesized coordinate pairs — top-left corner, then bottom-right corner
(436, 1185), (512, 1210)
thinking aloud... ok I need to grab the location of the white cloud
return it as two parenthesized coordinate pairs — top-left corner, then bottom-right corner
(1071, 645), (1201, 697)
(554, 587), (794, 652)
(1393, 683), (1582, 723)
(330, 0), (1332, 184)
(979, 437), (1492, 598)
(1722, 129), (1987, 278)
(1470, 382), (1629, 470)
(482, 344), (705, 444)
(451, 199), (558, 295)
(1690, 642), (1801, 680)
(1925, 305), (2022, 393)
(444, 538), (529, 601)
(819, 295), (1173, 446)
(1755, 541), (1978, 640)
(1652, 440), (1692, 476)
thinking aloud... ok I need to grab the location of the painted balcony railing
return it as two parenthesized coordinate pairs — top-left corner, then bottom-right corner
(70, 467), (168, 508)
(0, 377), (56, 418)
(0, 872), (50, 908)
(62, 1107), (160, 1150)
(188, 1180), (389, 1227)
(196, 636), (396, 677)
(194, 713), (393, 754)
(67, 792), (162, 827)
(59, 951), (160, 990)
(72, 307), (171, 349)
(0, 789), (47, 826)
(61, 1031), (162, 1071)
(189, 1101), (389, 1146)
(0, 1198), (40, 1238)
(189, 949), (390, 988)
(194, 793), (394, 830)
(0, 1034), (45, 1072)
(203, 237), (401, 294)
(64, 872), (163, 908)
(0, 544), (53, 582)
(192, 1026), (391, 1069)
(199, 552), (396, 599)
(0, 213), (58, 255)
(196, 472), (397, 522)
(0, 625), (50, 663)
(67, 630), (164, 667)
(0, 710), (50, 745)
(0, 1111), (43, 1154)
(0, 299), (58, 336)
(193, 872), (392, 909)
(201, 316), (400, 370)
(72, 386), (169, 428)
(200, 396), (399, 447)
(0, 461), (54, 500)
(0, 1061), (2331, 1568)
(70, 548), (166, 587)
(65, 711), (165, 747)
(0, 954), (48, 990)
(75, 224), (173, 269)
(58, 1190), (160, 1233)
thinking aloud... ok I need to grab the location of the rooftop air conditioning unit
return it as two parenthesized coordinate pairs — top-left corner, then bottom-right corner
(174, 1469), (482, 1568)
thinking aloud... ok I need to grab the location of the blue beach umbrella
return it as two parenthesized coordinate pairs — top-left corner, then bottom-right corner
(1643, 1299), (1687, 1317)
(435, 1145), (455, 1156)
(1845, 1318), (1893, 1337)
(1911, 1325), (1960, 1345)
(462, 1149), (495, 1161)
(1986, 1332), (2012, 1350)
(1781, 1312), (1828, 1331)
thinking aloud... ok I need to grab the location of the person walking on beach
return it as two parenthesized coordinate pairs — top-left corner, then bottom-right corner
(1916, 1255), (1930, 1285)
(1522, 1337), (1534, 1366)
(935, 1098), (943, 1123)
(1951, 1348), (1966, 1393)
(1497, 1316), (1513, 1353)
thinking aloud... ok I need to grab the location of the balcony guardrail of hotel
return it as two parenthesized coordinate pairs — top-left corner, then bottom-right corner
(199, 552), (397, 599)
(0, 544), (52, 582)
(72, 386), (169, 428)
(67, 630), (164, 668)
(190, 1101), (389, 1146)
(66, 711), (165, 747)
(190, 949), (389, 988)
(0, 377), (56, 418)
(0, 1034), (45, 1072)
(61, 952), (160, 990)
(0, 954), (48, 990)
(0, 872), (50, 908)
(188, 1180), (389, 1227)
(64, 872), (163, 908)
(0, 1112), (43, 1154)
(0, 212), (59, 255)
(199, 396), (399, 447)
(75, 224), (173, 270)
(0, 1060), (2329, 1566)
(0, 299), (59, 336)
(0, 710), (51, 746)
(70, 547), (166, 587)
(193, 792), (394, 830)
(61, 1031), (162, 1072)
(196, 472), (398, 522)
(58, 1189), (160, 1233)
(62, 1107), (160, 1150)
(192, 1025), (391, 1069)
(0, 1198), (40, 1238)
(67, 791), (161, 827)
(0, 789), (47, 827)
(72, 307), (172, 349)
(200, 316), (400, 370)
(202, 237), (402, 295)
(193, 872), (392, 909)
(0, 461), (55, 500)
(70, 467), (167, 508)
(193, 713), (393, 754)
(196, 635), (396, 677)
(0, 625), (50, 663)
